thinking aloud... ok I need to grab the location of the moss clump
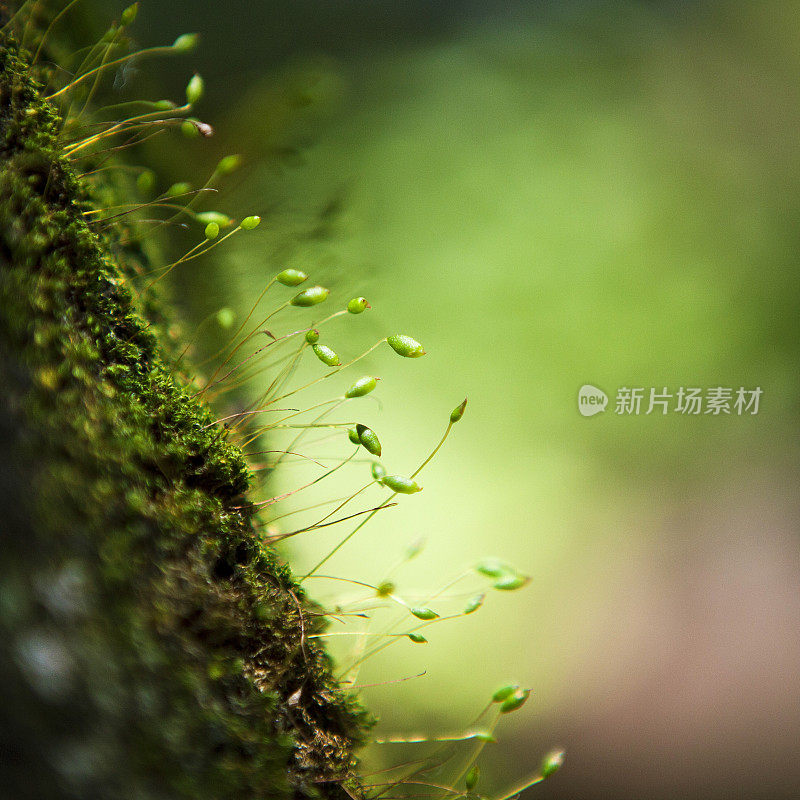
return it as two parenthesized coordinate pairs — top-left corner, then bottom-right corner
(0, 35), (367, 800)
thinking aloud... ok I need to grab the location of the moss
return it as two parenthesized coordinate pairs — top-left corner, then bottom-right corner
(0, 34), (368, 800)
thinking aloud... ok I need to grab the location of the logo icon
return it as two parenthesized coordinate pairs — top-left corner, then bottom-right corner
(578, 384), (607, 417)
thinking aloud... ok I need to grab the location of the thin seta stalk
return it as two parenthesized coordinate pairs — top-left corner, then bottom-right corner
(46, 31), (201, 101)
(300, 399), (467, 583)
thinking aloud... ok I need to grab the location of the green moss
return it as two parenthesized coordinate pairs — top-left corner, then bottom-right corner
(0, 35), (368, 800)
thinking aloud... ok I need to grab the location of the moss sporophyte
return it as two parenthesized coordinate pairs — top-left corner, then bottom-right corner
(0, 4), (562, 799)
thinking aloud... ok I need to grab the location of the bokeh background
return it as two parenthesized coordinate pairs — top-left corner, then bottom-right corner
(96, 2), (800, 798)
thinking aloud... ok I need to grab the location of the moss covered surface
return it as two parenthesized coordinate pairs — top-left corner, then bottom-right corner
(0, 34), (367, 800)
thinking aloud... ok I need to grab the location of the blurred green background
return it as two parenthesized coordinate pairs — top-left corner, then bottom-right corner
(97, 1), (800, 798)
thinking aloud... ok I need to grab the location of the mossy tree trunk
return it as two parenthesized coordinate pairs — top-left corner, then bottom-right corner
(0, 31), (366, 800)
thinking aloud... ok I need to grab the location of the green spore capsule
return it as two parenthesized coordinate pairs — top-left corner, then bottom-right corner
(216, 154), (242, 175)
(475, 558), (512, 579)
(121, 3), (139, 26)
(356, 424), (381, 456)
(185, 73), (204, 105)
(181, 119), (200, 138)
(216, 308), (235, 329)
(204, 222), (219, 240)
(370, 462), (386, 480)
(500, 688), (530, 714)
(347, 428), (360, 445)
(375, 581), (395, 597)
(305, 329), (320, 344)
(196, 211), (233, 228)
(410, 607), (438, 620)
(173, 33), (200, 52)
(277, 268), (308, 286)
(166, 181), (191, 197)
(540, 749), (565, 778)
(463, 594), (484, 615)
(136, 169), (155, 194)
(407, 633), (427, 644)
(291, 286), (329, 307)
(380, 475), (422, 494)
(493, 574), (529, 591)
(406, 539), (425, 559)
(240, 215), (261, 230)
(154, 99), (176, 110)
(450, 398), (468, 423)
(491, 684), (519, 703)
(312, 344), (340, 367)
(465, 765), (480, 791)
(387, 334), (425, 358)
(347, 296), (370, 314)
(345, 376), (378, 398)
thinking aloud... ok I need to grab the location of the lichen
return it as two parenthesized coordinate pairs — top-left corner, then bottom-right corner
(0, 33), (368, 800)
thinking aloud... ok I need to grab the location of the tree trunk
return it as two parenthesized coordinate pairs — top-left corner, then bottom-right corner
(0, 31), (366, 800)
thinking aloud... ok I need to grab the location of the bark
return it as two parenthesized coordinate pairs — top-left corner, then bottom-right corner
(0, 32), (366, 800)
